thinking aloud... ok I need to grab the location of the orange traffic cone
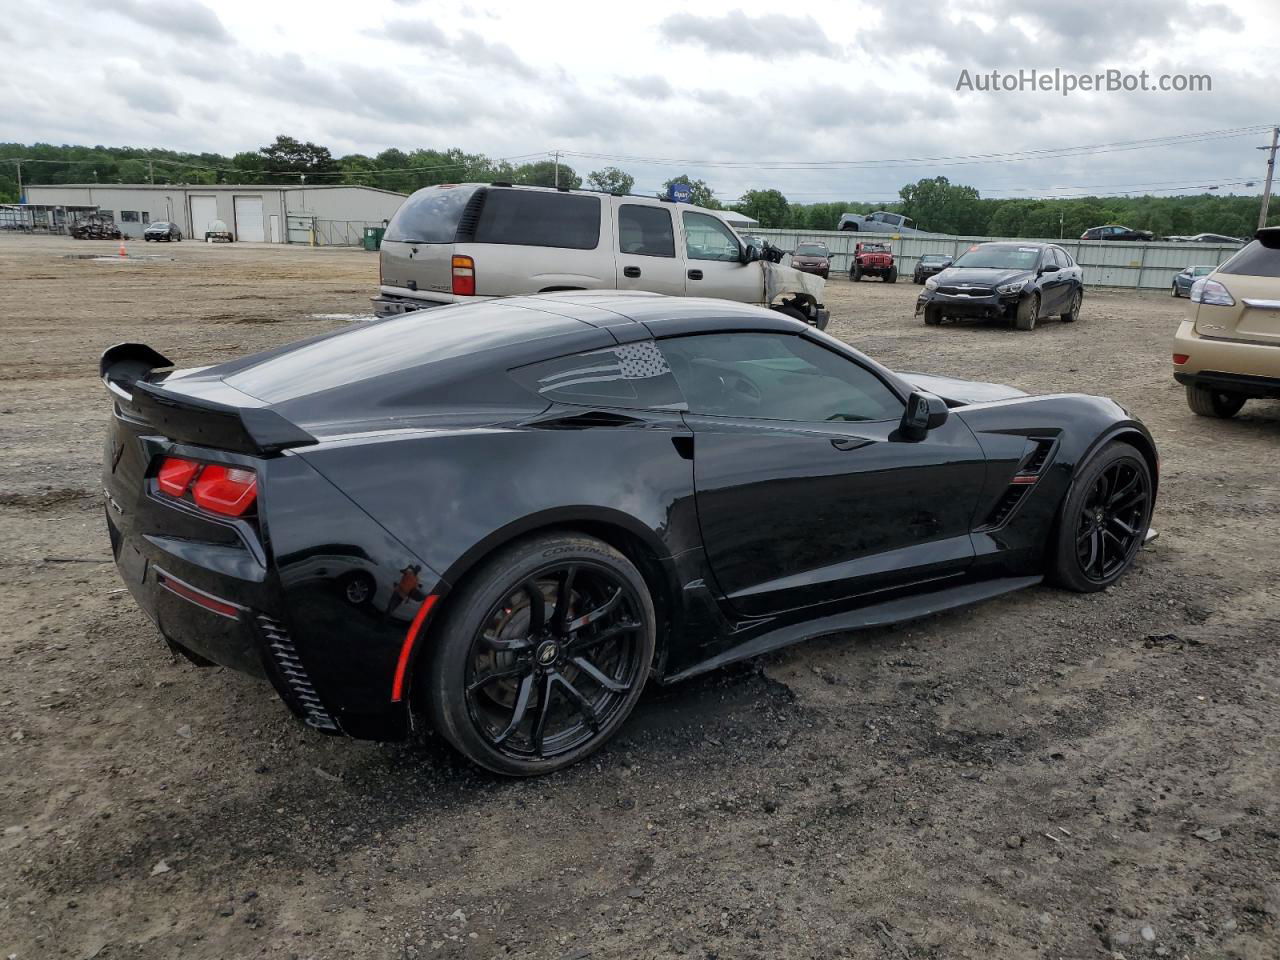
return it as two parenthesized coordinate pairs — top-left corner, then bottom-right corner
(118, 240), (127, 258)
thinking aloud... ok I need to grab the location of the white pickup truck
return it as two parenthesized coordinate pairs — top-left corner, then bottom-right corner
(374, 183), (829, 330)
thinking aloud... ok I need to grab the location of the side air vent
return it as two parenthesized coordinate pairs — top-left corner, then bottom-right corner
(978, 437), (1057, 531)
(452, 188), (489, 243)
(980, 487), (1029, 530)
(1019, 437), (1056, 476)
(530, 411), (644, 430)
(257, 615), (338, 732)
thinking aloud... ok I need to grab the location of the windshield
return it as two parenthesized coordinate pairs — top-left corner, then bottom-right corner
(921, 255), (949, 263)
(1191, 265), (1213, 276)
(952, 245), (1041, 270)
(150, 222), (171, 229)
(794, 244), (828, 257)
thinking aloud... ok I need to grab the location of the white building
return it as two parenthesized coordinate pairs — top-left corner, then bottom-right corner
(21, 183), (407, 243)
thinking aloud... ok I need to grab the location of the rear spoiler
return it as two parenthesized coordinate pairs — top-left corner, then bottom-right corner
(100, 342), (317, 455)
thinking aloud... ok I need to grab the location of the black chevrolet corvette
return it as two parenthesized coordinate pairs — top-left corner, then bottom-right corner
(101, 293), (1158, 775)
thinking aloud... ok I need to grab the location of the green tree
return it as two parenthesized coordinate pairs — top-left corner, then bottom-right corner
(659, 175), (720, 208)
(258, 135), (340, 178)
(898, 176), (983, 234)
(737, 189), (790, 228)
(587, 166), (635, 194)
(512, 160), (581, 188)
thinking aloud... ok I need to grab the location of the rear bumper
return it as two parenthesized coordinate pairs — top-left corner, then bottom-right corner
(373, 288), (486, 317)
(103, 424), (446, 742)
(1172, 320), (1280, 394)
(106, 505), (343, 731)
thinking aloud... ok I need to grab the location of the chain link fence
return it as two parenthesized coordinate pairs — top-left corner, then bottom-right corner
(305, 219), (386, 247)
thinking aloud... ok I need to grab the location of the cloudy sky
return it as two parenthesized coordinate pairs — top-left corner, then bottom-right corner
(5, 0), (1277, 203)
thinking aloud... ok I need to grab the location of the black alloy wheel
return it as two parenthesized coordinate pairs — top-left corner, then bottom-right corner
(426, 534), (655, 775)
(1052, 442), (1151, 592)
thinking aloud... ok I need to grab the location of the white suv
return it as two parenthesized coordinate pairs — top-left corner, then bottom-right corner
(374, 184), (829, 329)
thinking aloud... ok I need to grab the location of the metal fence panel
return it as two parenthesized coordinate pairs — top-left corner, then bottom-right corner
(753, 228), (1243, 290)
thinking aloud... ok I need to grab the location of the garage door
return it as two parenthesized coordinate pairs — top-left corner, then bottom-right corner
(234, 196), (265, 243)
(189, 195), (217, 239)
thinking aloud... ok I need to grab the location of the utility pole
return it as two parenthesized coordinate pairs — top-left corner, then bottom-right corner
(553, 151), (560, 188)
(14, 159), (21, 203)
(148, 159), (154, 184)
(1258, 126), (1279, 231)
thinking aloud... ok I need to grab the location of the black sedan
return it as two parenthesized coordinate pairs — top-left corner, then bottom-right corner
(1081, 224), (1154, 241)
(913, 253), (953, 284)
(916, 241), (1085, 331)
(144, 221), (183, 241)
(101, 293), (1157, 775)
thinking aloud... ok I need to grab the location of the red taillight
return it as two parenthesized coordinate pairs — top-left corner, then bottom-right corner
(451, 254), (475, 296)
(191, 465), (258, 516)
(1172, 353), (1189, 365)
(157, 456), (200, 497)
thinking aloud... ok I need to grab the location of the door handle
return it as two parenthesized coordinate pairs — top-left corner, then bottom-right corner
(623, 266), (641, 279)
(687, 269), (703, 280)
(830, 437), (872, 451)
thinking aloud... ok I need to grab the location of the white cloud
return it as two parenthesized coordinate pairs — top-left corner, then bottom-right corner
(1, 0), (1273, 205)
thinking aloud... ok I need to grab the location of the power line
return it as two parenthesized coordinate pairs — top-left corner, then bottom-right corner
(559, 125), (1274, 171)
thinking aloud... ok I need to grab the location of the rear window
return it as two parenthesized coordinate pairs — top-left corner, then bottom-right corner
(1217, 240), (1280, 278)
(474, 190), (600, 250)
(384, 184), (482, 244)
(225, 302), (583, 403)
(618, 204), (675, 257)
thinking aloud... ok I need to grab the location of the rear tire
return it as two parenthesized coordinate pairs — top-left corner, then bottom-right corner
(1185, 384), (1246, 418)
(1015, 293), (1040, 331)
(425, 533), (656, 776)
(1061, 288), (1082, 323)
(1051, 442), (1151, 593)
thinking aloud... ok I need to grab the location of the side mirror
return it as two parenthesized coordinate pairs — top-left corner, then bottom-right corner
(1039, 263), (1060, 274)
(898, 391), (948, 442)
(741, 244), (759, 263)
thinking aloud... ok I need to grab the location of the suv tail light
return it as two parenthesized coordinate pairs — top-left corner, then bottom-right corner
(1191, 277), (1235, 306)
(452, 255), (475, 296)
(155, 456), (258, 517)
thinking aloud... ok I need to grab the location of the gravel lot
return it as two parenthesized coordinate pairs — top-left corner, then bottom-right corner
(2, 235), (1277, 960)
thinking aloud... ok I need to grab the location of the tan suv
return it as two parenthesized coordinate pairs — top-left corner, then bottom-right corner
(373, 183), (829, 328)
(1173, 227), (1280, 417)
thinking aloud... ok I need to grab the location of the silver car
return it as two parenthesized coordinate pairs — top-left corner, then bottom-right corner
(374, 184), (829, 329)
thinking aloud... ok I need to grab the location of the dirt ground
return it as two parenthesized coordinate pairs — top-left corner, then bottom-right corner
(1, 235), (1277, 960)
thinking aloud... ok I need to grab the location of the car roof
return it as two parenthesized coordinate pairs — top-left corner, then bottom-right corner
(513, 292), (804, 338)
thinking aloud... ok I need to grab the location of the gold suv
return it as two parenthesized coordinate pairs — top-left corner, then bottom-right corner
(1173, 227), (1280, 417)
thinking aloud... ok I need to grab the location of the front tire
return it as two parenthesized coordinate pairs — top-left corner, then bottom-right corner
(1171, 284), (1180, 298)
(1185, 384), (1246, 418)
(852, 265), (863, 282)
(886, 267), (898, 283)
(1051, 442), (1152, 592)
(425, 533), (656, 776)
(923, 305), (942, 325)
(1015, 293), (1040, 331)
